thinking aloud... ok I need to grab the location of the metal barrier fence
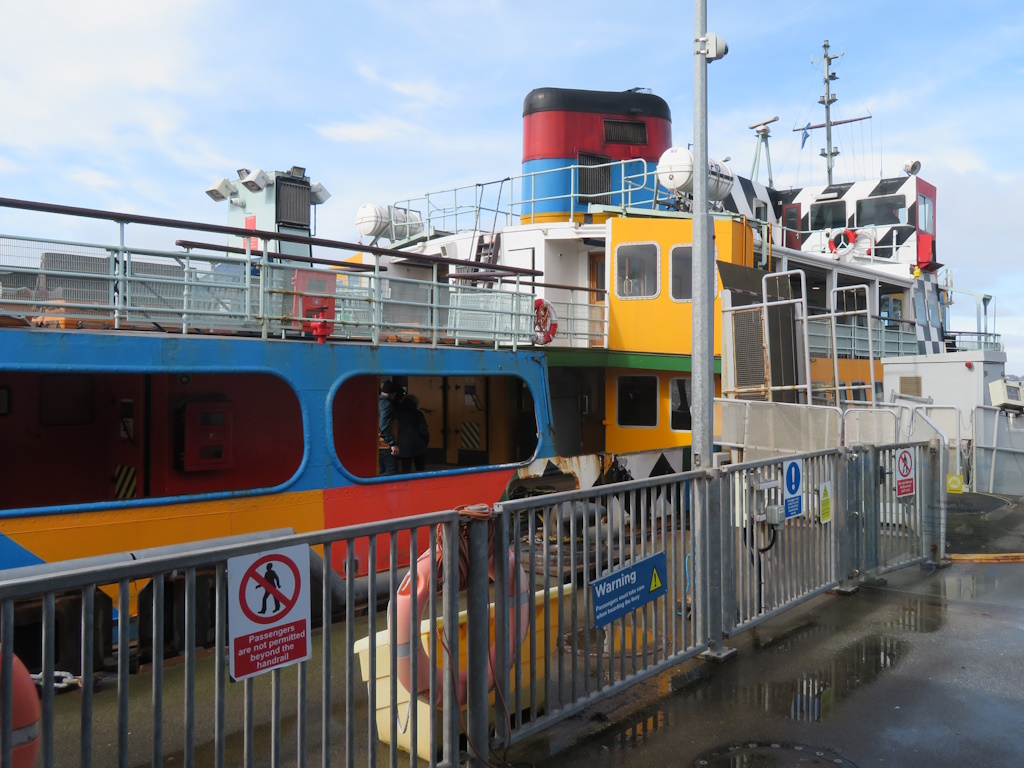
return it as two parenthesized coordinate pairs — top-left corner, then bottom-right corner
(0, 443), (947, 768)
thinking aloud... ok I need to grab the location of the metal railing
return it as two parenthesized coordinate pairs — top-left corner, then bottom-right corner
(0, 440), (948, 768)
(0, 198), (593, 350)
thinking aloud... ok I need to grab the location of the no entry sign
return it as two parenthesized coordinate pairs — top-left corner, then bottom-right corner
(227, 543), (312, 681)
(896, 448), (916, 497)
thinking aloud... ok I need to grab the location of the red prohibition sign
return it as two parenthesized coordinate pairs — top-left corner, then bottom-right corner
(239, 554), (301, 625)
(898, 450), (912, 478)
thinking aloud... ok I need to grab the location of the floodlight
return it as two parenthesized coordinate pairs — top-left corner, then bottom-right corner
(310, 182), (331, 205)
(904, 160), (922, 176)
(236, 168), (251, 180)
(288, 166), (306, 178)
(206, 178), (237, 202)
(242, 168), (270, 192)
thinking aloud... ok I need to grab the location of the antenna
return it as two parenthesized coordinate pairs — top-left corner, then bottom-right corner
(749, 116), (779, 188)
(795, 40), (871, 185)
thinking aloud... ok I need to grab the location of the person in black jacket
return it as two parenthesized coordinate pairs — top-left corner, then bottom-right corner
(396, 393), (430, 473)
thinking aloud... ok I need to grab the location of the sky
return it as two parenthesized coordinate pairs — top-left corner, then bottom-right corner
(2, 0), (1023, 370)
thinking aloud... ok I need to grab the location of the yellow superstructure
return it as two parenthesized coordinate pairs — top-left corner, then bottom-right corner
(607, 217), (754, 356)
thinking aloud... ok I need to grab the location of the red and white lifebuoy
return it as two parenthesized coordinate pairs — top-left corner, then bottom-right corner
(534, 298), (558, 345)
(389, 545), (531, 705)
(828, 228), (857, 255)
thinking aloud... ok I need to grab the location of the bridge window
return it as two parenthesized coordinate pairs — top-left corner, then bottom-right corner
(617, 375), (658, 427)
(615, 243), (659, 298)
(670, 245), (693, 301)
(918, 194), (935, 234)
(809, 201), (846, 231)
(856, 194), (906, 227)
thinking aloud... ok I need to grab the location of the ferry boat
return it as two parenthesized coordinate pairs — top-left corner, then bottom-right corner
(0, 71), (1004, 654)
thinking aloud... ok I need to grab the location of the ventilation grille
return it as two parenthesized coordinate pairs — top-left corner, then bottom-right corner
(733, 307), (768, 400)
(578, 153), (611, 207)
(604, 119), (647, 145)
(899, 375), (923, 398)
(276, 180), (311, 228)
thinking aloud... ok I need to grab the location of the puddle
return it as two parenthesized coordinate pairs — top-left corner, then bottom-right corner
(732, 634), (904, 723)
(690, 740), (860, 767)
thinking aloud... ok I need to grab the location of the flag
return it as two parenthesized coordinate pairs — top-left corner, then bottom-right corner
(800, 123), (811, 150)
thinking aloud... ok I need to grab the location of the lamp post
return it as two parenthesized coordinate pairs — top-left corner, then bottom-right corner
(691, 3), (727, 469)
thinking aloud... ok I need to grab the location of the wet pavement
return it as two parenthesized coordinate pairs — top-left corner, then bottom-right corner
(509, 494), (1024, 768)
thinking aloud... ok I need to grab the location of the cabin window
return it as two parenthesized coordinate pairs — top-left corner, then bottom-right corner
(927, 286), (942, 329)
(918, 194), (935, 234)
(856, 194), (907, 227)
(615, 243), (659, 298)
(669, 245), (693, 301)
(850, 381), (868, 402)
(669, 378), (692, 430)
(617, 375), (658, 427)
(332, 374), (538, 480)
(809, 201), (846, 231)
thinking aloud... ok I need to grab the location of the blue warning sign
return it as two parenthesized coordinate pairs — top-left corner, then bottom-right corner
(591, 551), (668, 628)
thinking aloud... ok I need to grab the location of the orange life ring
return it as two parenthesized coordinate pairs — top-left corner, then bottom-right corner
(828, 228), (858, 255)
(389, 545), (531, 705)
(534, 298), (558, 345)
(0, 649), (41, 768)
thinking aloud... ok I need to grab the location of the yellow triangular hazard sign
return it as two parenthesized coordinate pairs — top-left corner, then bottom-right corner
(650, 567), (663, 592)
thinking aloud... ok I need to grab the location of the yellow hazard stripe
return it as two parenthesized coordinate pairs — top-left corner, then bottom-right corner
(114, 465), (137, 500)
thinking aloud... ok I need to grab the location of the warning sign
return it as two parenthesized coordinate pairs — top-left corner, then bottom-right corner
(591, 551), (668, 628)
(227, 543), (312, 681)
(896, 449), (915, 498)
(819, 481), (833, 524)
(947, 474), (964, 494)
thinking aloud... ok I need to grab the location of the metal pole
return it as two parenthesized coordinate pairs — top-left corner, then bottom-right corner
(466, 518), (490, 767)
(692, 0), (714, 469)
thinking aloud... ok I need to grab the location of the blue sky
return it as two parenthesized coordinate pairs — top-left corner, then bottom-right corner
(2, 0), (1023, 369)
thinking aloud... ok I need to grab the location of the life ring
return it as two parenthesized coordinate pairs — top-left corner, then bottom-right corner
(828, 228), (858, 255)
(389, 545), (531, 705)
(0, 649), (41, 768)
(534, 298), (558, 345)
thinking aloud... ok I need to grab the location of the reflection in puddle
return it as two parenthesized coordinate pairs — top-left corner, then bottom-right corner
(611, 710), (667, 747)
(884, 597), (943, 633)
(734, 634), (903, 722)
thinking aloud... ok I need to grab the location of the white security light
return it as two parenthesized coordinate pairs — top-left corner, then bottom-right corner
(206, 178), (238, 202)
(229, 197), (246, 208)
(242, 168), (270, 192)
(236, 168), (251, 180)
(310, 182), (331, 205)
(288, 165), (306, 178)
(904, 160), (922, 176)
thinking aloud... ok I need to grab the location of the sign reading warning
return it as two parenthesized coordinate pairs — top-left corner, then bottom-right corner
(591, 551), (668, 628)
(227, 543), (312, 681)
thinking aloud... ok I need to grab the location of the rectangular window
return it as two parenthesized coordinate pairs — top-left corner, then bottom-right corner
(851, 381), (867, 402)
(615, 243), (659, 298)
(918, 194), (935, 234)
(809, 201), (847, 230)
(670, 378), (692, 430)
(617, 375), (658, 427)
(670, 245), (693, 301)
(856, 194), (907, 226)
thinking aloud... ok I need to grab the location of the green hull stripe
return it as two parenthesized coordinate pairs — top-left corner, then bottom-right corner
(544, 349), (721, 374)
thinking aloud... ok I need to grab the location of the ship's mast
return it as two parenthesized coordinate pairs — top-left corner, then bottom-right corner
(795, 40), (871, 185)
(818, 40), (840, 185)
